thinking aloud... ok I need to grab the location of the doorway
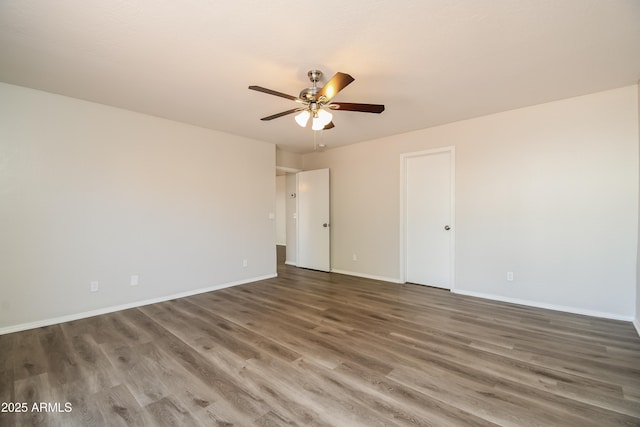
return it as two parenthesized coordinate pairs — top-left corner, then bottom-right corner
(276, 166), (301, 266)
(401, 147), (455, 289)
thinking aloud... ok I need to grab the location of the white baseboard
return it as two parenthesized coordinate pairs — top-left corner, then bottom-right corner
(330, 268), (403, 284)
(452, 289), (635, 322)
(285, 261), (297, 266)
(0, 274), (276, 335)
(633, 318), (640, 338)
(328, 270), (633, 322)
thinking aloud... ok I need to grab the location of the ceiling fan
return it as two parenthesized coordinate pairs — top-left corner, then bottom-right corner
(248, 70), (385, 131)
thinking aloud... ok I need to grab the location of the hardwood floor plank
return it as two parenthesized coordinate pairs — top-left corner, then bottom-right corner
(1, 258), (639, 426)
(62, 331), (121, 395)
(145, 395), (204, 427)
(0, 333), (15, 374)
(0, 369), (14, 405)
(93, 383), (152, 427)
(140, 300), (262, 361)
(332, 361), (502, 427)
(384, 328), (640, 419)
(130, 309), (272, 420)
(130, 340), (221, 415)
(13, 374), (52, 427)
(101, 343), (171, 407)
(188, 295), (347, 369)
(55, 383), (106, 427)
(236, 362), (329, 426)
(254, 410), (298, 427)
(177, 298), (303, 362)
(12, 328), (48, 381)
(249, 355), (405, 427)
(315, 292), (640, 398)
(37, 325), (82, 388)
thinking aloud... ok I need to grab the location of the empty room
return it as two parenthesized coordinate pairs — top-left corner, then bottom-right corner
(1, 1), (639, 426)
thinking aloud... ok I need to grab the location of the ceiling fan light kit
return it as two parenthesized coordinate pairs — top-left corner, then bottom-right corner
(249, 69), (384, 132)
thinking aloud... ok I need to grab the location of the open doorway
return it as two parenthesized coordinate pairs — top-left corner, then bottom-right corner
(276, 174), (286, 247)
(276, 166), (301, 266)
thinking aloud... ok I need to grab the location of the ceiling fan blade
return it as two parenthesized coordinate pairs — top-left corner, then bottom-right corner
(323, 121), (335, 130)
(330, 102), (385, 113)
(249, 85), (299, 101)
(260, 108), (301, 121)
(316, 72), (354, 102)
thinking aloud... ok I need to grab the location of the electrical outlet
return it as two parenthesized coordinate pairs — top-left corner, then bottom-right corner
(130, 275), (139, 286)
(90, 281), (99, 292)
(242, 259), (248, 267)
(507, 272), (514, 282)
(352, 254), (358, 261)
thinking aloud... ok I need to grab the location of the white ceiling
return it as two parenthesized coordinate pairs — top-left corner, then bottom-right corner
(1, 1), (639, 154)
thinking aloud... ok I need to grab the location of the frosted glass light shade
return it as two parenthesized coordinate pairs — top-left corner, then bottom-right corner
(311, 117), (325, 130)
(295, 110), (310, 127)
(316, 108), (332, 126)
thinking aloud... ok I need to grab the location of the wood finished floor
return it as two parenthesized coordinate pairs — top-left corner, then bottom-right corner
(1, 248), (639, 426)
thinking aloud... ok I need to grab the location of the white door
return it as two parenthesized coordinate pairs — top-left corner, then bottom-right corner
(404, 149), (454, 289)
(297, 168), (330, 271)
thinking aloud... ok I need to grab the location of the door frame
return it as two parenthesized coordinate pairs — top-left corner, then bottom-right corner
(399, 146), (456, 289)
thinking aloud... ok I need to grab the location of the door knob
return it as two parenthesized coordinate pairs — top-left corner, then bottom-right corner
(444, 225), (451, 230)
(323, 223), (329, 228)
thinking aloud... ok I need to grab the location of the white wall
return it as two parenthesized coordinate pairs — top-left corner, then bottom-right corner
(304, 86), (639, 320)
(276, 148), (302, 170)
(0, 83), (276, 332)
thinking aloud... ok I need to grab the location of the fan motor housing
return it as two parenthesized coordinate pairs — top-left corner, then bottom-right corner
(299, 69), (324, 101)
(299, 86), (319, 101)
